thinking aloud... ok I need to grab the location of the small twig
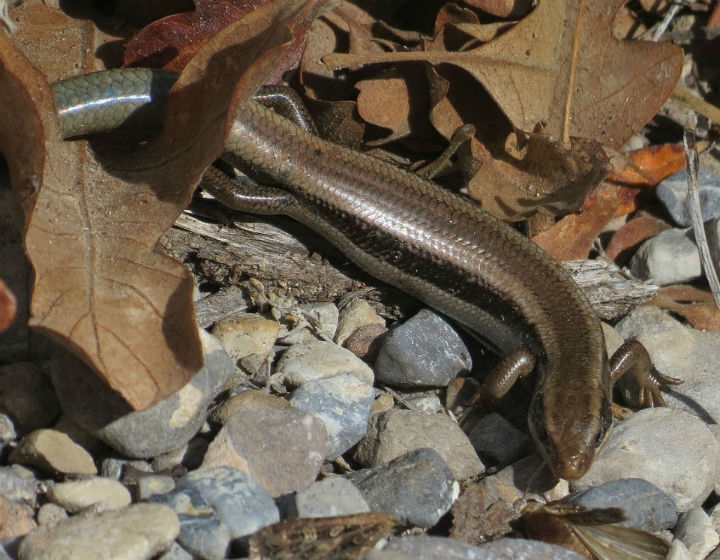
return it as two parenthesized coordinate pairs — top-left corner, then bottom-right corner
(651, 0), (686, 41)
(683, 128), (720, 309)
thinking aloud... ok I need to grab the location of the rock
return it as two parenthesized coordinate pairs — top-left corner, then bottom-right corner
(150, 485), (228, 560)
(370, 392), (394, 412)
(629, 228), (701, 285)
(0, 414), (16, 456)
(290, 373), (374, 459)
(0, 494), (35, 538)
(368, 535), (585, 560)
(668, 540), (692, 560)
(403, 395), (443, 414)
(656, 168), (720, 226)
(151, 467), (278, 560)
(674, 508), (720, 560)
(298, 302), (339, 341)
(137, 475), (176, 500)
(615, 306), (720, 447)
(0, 362), (60, 435)
(201, 407), (326, 497)
(292, 477), (370, 518)
(374, 309), (471, 388)
(573, 408), (720, 512)
(467, 412), (533, 468)
(347, 448), (458, 528)
(157, 542), (194, 560)
(36, 503), (68, 526)
(567, 478), (677, 531)
(18, 503), (179, 560)
(208, 390), (291, 426)
(101, 457), (152, 480)
(180, 467), (278, 538)
(210, 312), (279, 375)
(354, 410), (483, 481)
(0, 466), (37, 505)
(47, 477), (131, 513)
(10, 429), (96, 475)
(343, 323), (388, 363)
(49, 330), (234, 458)
(272, 339), (374, 388)
(335, 297), (385, 347)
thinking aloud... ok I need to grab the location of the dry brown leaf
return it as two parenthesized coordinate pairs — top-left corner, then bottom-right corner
(605, 215), (671, 264)
(532, 185), (622, 261)
(356, 65), (435, 145)
(0, 279), (16, 334)
(652, 285), (720, 331)
(3, 0), (324, 410)
(325, 0), (683, 149)
(426, 65), (608, 219)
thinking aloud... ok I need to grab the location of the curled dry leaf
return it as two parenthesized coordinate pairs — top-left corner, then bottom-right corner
(123, 0), (271, 72)
(2, 0), (324, 410)
(325, 0), (683, 149)
(0, 279), (16, 334)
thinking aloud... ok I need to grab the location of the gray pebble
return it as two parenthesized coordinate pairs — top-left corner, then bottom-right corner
(629, 228), (701, 285)
(273, 339), (374, 387)
(573, 408), (720, 512)
(201, 407), (327, 497)
(48, 477), (131, 513)
(49, 330), (234, 458)
(656, 168), (720, 226)
(675, 508), (720, 560)
(347, 448), (457, 528)
(156, 542), (193, 560)
(137, 475), (176, 500)
(298, 301), (339, 340)
(374, 309), (471, 388)
(567, 478), (677, 531)
(292, 477), (370, 518)
(0, 362), (60, 435)
(467, 412), (532, 468)
(10, 429), (96, 476)
(0, 467), (37, 505)
(18, 503), (179, 560)
(179, 467), (279, 539)
(0, 414), (16, 456)
(290, 373), (374, 459)
(354, 409), (483, 481)
(36, 502), (68, 526)
(368, 535), (585, 560)
(150, 484), (229, 560)
(335, 297), (385, 346)
(100, 458), (152, 480)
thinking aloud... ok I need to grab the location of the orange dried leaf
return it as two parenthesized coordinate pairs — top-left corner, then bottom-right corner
(532, 185), (622, 260)
(607, 144), (686, 188)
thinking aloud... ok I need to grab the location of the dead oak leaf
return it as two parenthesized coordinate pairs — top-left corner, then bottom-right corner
(3, 0), (322, 410)
(324, 0), (683, 149)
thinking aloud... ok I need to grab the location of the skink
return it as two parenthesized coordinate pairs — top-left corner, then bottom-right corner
(52, 68), (679, 480)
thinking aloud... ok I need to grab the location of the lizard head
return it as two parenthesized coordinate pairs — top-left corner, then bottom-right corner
(528, 381), (613, 480)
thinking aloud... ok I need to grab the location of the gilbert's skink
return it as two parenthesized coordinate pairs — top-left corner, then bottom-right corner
(52, 68), (679, 479)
